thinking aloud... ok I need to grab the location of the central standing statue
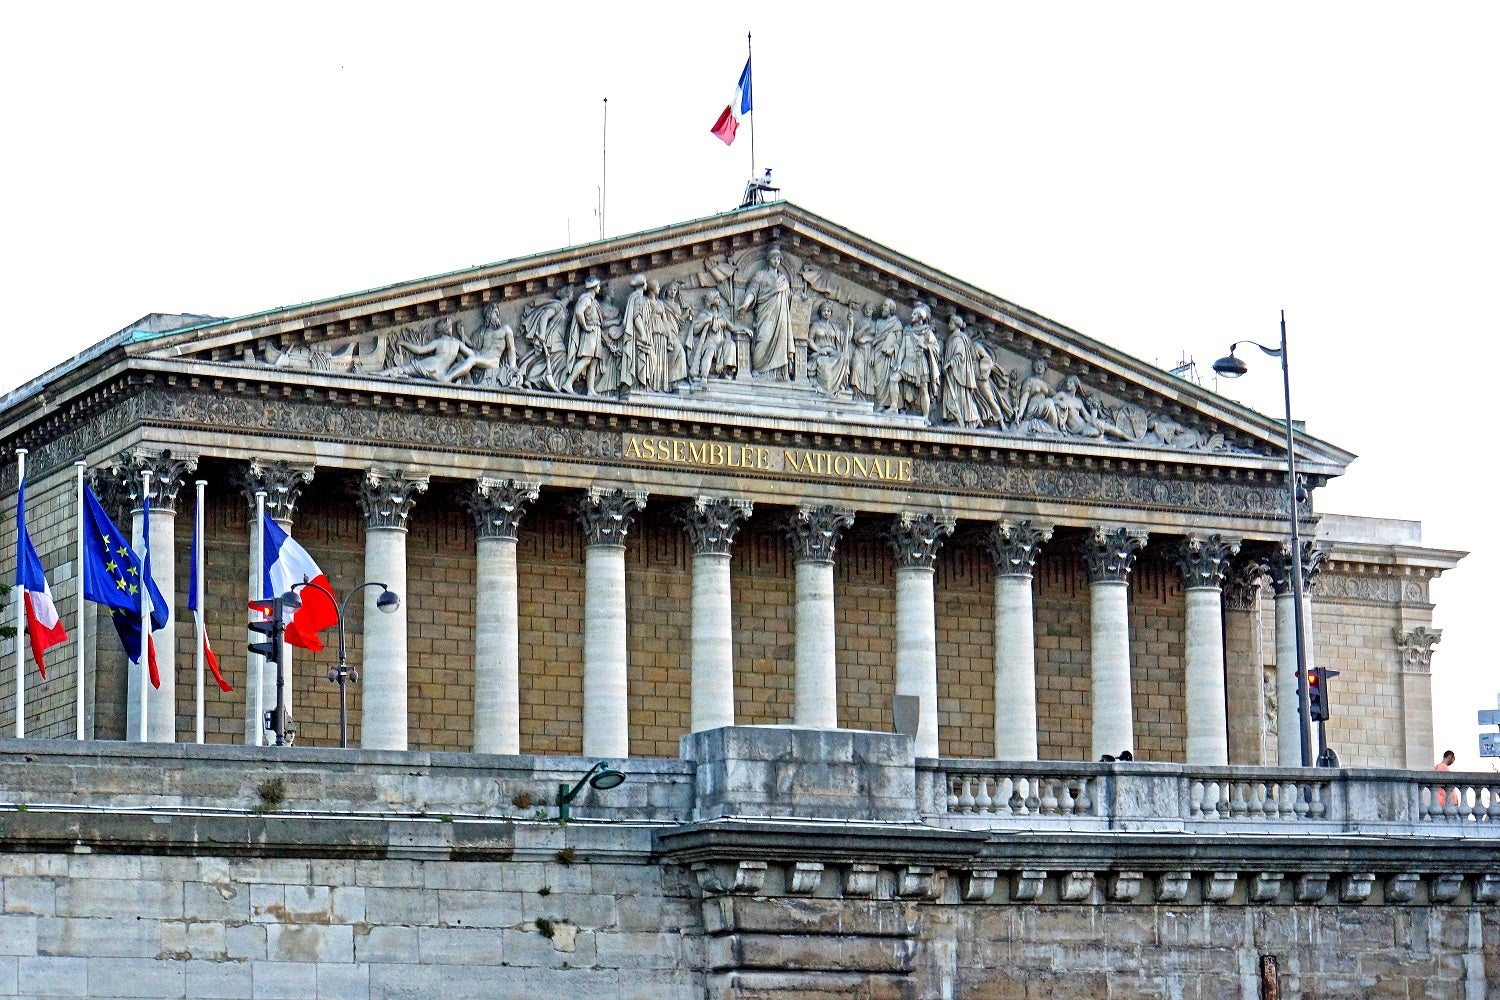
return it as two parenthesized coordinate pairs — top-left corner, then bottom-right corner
(737, 245), (794, 380)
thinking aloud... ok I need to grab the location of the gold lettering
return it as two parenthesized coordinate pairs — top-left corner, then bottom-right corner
(658, 437), (672, 460)
(689, 441), (707, 464)
(670, 440), (684, 462)
(625, 436), (645, 459)
(757, 447), (771, 470)
(897, 459), (913, 482)
(833, 454), (851, 477)
(852, 456), (869, 478)
(785, 450), (804, 473)
(738, 445), (754, 468)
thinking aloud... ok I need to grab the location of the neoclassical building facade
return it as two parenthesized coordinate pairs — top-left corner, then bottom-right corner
(0, 203), (1462, 766)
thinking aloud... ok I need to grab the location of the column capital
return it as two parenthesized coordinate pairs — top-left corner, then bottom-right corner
(984, 519), (1053, 577)
(1082, 526), (1148, 584)
(784, 505), (855, 565)
(1172, 534), (1240, 590)
(109, 448), (199, 514)
(1222, 557), (1265, 611)
(677, 496), (753, 555)
(1260, 540), (1330, 595)
(356, 469), (429, 530)
(885, 512), (955, 570)
(577, 486), (647, 547)
(1395, 626), (1442, 673)
(242, 460), (315, 523)
(465, 478), (540, 540)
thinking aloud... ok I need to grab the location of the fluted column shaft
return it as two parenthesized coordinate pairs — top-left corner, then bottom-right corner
(357, 470), (428, 751)
(242, 461), (313, 746)
(578, 488), (646, 758)
(785, 506), (854, 729)
(115, 449), (196, 743)
(1264, 542), (1328, 767)
(680, 497), (753, 733)
(466, 479), (538, 755)
(1084, 527), (1147, 760)
(1174, 534), (1238, 765)
(985, 521), (1051, 760)
(1222, 561), (1267, 765)
(887, 513), (954, 758)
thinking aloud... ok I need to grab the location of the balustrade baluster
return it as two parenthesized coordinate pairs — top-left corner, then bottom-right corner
(1040, 778), (1059, 815)
(1190, 779), (1206, 818)
(956, 775), (976, 813)
(974, 775), (994, 814)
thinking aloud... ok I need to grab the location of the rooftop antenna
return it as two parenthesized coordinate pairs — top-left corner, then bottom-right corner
(1168, 353), (1202, 387)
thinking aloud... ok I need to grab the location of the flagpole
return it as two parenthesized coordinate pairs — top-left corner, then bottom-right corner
(139, 469), (152, 742)
(14, 449), (26, 739)
(594, 96), (600, 241)
(253, 490), (266, 747)
(746, 31), (755, 182)
(194, 480), (206, 744)
(74, 460), (86, 740)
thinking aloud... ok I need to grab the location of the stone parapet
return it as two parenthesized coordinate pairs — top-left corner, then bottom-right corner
(681, 726), (916, 822)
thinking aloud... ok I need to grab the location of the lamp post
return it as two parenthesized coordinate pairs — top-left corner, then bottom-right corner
(289, 580), (401, 748)
(556, 761), (628, 823)
(1212, 311), (1314, 767)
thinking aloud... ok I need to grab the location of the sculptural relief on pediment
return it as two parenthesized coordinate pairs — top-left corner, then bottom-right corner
(230, 242), (1243, 454)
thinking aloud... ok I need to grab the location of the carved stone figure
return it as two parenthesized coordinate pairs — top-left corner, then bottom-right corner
(737, 245), (794, 379)
(849, 302), (879, 401)
(972, 333), (1014, 427)
(1015, 358), (1064, 432)
(807, 302), (851, 396)
(687, 292), (742, 384)
(637, 279), (689, 392)
(941, 315), (982, 427)
(517, 287), (574, 392)
(616, 275), (649, 392)
(896, 303), (941, 419)
(872, 299), (904, 413)
(564, 278), (607, 395)
(378, 318), (478, 384)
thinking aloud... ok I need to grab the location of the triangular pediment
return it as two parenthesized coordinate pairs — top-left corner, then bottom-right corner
(130, 203), (1352, 477)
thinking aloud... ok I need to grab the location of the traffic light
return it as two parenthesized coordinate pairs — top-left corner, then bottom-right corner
(1307, 667), (1329, 722)
(247, 598), (285, 665)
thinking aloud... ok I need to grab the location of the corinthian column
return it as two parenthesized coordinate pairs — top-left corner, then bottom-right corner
(1222, 558), (1267, 765)
(1083, 526), (1148, 760)
(783, 505), (855, 729)
(1262, 541), (1328, 767)
(242, 460), (313, 746)
(1172, 534), (1239, 765)
(355, 469), (429, 750)
(464, 478), (539, 755)
(677, 496), (753, 733)
(113, 449), (197, 743)
(984, 520), (1052, 760)
(885, 512), (954, 758)
(577, 487), (647, 758)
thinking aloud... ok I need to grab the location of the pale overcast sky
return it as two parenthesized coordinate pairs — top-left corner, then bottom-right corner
(3, 2), (1495, 765)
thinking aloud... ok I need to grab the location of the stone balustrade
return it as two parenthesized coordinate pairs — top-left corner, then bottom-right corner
(923, 759), (1500, 835)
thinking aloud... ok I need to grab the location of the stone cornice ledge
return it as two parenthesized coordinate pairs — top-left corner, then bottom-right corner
(655, 818), (990, 868)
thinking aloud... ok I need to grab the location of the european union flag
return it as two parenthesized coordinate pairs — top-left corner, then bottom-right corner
(81, 484), (167, 667)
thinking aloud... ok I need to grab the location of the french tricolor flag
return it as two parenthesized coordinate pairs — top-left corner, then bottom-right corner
(710, 56), (753, 145)
(261, 512), (338, 651)
(15, 476), (66, 677)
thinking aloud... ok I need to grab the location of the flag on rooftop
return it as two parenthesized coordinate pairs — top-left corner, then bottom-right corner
(711, 56), (753, 145)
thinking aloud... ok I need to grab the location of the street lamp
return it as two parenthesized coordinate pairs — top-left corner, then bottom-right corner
(556, 761), (628, 822)
(1212, 310), (1315, 767)
(289, 580), (401, 748)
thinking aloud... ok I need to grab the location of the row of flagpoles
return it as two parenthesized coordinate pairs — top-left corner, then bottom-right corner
(11, 450), (335, 744)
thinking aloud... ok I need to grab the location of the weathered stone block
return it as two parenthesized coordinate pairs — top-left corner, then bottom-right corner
(267, 922), (355, 964)
(17, 955), (87, 997)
